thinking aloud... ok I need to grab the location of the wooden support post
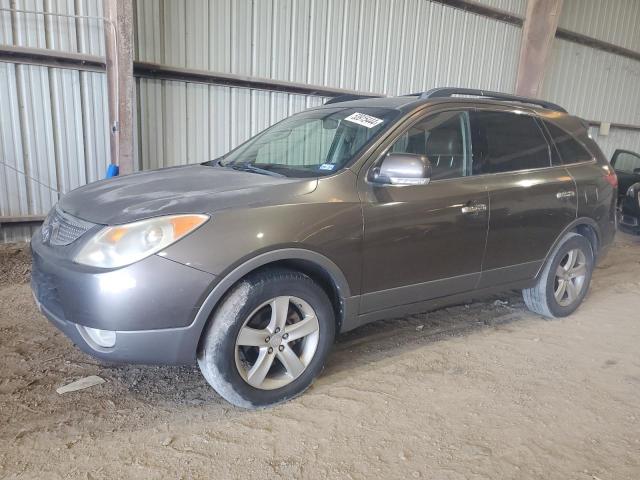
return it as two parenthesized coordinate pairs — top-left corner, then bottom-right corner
(103, 0), (135, 175)
(515, 0), (563, 98)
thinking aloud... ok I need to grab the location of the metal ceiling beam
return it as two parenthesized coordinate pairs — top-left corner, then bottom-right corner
(0, 215), (46, 224)
(430, 0), (640, 63)
(133, 62), (383, 98)
(0, 44), (105, 71)
(429, 0), (523, 26)
(555, 28), (640, 63)
(0, 46), (383, 98)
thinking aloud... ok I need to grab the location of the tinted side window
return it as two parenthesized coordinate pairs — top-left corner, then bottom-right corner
(544, 121), (593, 164)
(470, 111), (551, 174)
(389, 111), (469, 181)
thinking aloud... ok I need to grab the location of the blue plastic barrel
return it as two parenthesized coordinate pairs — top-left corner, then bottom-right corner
(106, 164), (119, 178)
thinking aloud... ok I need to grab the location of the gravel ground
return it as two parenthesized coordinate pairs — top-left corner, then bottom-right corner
(0, 243), (31, 288)
(1, 234), (639, 479)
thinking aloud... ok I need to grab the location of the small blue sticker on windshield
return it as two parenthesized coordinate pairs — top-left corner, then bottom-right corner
(319, 164), (336, 171)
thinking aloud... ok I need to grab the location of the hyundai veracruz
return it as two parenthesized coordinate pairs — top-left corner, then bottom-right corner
(31, 88), (617, 408)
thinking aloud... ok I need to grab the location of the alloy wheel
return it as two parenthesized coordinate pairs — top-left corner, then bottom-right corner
(554, 248), (587, 307)
(234, 296), (320, 390)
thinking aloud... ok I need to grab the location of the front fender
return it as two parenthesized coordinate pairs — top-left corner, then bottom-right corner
(185, 247), (357, 350)
(160, 191), (363, 294)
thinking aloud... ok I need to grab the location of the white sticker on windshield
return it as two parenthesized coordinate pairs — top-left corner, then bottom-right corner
(319, 163), (336, 171)
(344, 112), (384, 129)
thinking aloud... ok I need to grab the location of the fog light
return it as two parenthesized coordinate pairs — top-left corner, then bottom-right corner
(84, 326), (116, 348)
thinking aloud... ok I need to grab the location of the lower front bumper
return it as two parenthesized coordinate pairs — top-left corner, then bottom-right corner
(31, 229), (217, 365)
(36, 296), (203, 365)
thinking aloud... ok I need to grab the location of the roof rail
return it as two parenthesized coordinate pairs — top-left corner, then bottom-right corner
(324, 94), (382, 105)
(408, 87), (567, 113)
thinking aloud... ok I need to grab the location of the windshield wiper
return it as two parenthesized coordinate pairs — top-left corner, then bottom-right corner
(227, 163), (285, 178)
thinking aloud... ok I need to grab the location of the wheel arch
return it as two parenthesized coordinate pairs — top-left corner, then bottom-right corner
(537, 217), (601, 278)
(191, 248), (354, 348)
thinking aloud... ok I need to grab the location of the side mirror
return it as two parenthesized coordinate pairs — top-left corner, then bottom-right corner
(371, 153), (432, 186)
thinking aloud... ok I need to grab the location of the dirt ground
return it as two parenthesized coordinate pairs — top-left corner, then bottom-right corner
(1, 234), (639, 480)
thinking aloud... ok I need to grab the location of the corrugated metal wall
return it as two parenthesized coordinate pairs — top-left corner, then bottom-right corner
(135, 0), (523, 170)
(544, 0), (640, 164)
(559, 0), (640, 52)
(0, 0), (110, 242)
(590, 127), (640, 162)
(542, 39), (640, 126)
(3, 0), (640, 243)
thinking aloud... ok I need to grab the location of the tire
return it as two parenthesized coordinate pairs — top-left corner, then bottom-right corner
(197, 268), (335, 408)
(522, 232), (594, 318)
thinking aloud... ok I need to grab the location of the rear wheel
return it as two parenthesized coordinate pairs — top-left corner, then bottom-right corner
(198, 268), (335, 408)
(522, 233), (594, 318)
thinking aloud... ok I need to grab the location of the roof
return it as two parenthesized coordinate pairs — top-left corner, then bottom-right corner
(318, 88), (568, 115)
(319, 96), (423, 111)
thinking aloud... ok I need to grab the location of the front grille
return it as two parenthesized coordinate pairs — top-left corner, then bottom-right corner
(44, 207), (95, 246)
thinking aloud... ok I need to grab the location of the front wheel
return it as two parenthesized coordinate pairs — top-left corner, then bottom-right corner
(198, 268), (335, 408)
(522, 232), (594, 318)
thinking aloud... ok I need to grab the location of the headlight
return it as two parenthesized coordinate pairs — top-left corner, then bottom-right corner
(74, 214), (209, 268)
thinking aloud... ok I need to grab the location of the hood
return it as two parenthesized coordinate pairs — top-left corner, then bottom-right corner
(58, 165), (317, 224)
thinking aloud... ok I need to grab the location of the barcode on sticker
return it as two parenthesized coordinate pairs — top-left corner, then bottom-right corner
(344, 112), (384, 129)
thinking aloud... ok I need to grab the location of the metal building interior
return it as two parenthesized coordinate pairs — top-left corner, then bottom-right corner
(1, 1), (640, 478)
(1, 0), (640, 241)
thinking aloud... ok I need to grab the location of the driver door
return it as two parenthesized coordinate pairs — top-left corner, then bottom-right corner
(358, 110), (489, 315)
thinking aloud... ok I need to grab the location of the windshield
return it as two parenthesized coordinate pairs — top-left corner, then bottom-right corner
(213, 106), (400, 177)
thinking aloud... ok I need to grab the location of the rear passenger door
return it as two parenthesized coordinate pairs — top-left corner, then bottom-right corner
(544, 119), (615, 243)
(471, 108), (577, 288)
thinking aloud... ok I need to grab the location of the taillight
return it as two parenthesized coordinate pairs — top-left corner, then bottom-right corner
(603, 166), (618, 188)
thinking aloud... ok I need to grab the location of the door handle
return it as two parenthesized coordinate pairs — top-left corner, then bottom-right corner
(556, 190), (576, 200)
(461, 203), (487, 214)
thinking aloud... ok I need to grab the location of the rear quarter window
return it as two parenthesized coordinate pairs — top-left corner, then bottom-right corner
(544, 121), (593, 165)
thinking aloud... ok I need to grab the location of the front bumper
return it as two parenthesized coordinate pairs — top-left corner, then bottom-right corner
(34, 298), (206, 364)
(31, 231), (216, 364)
